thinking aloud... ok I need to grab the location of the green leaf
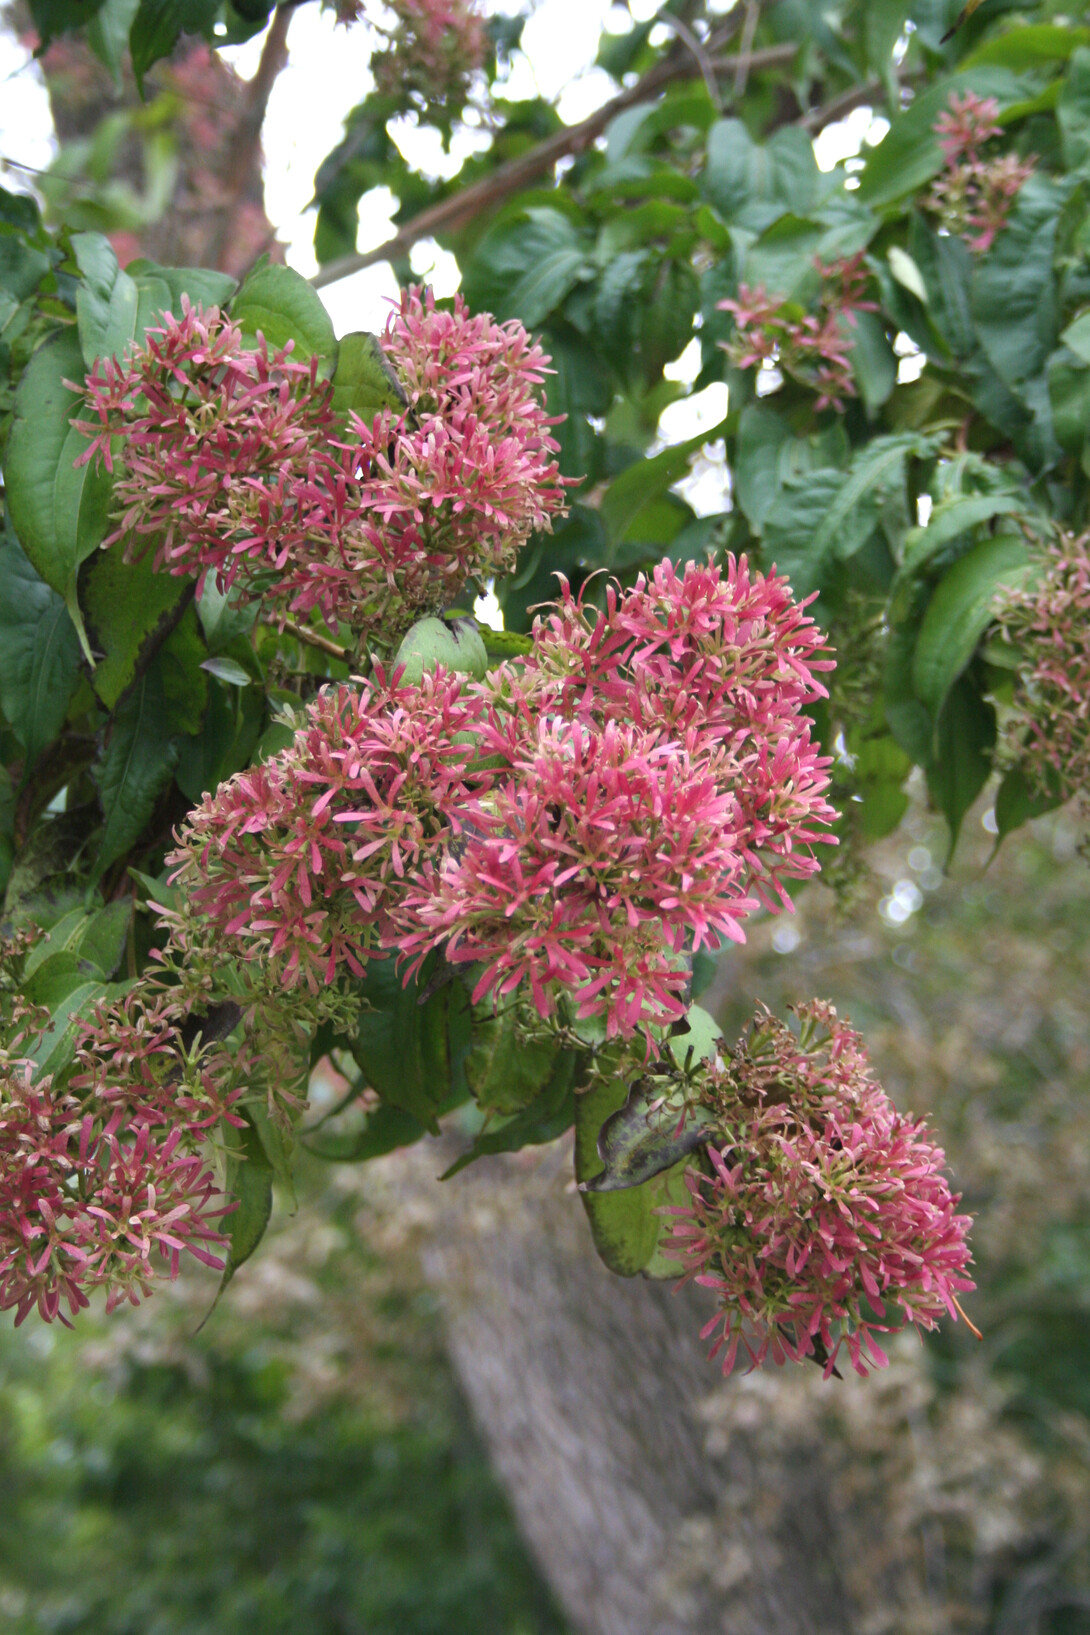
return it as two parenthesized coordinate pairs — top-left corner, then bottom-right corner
(129, 0), (220, 91)
(0, 534), (81, 770)
(86, 0), (141, 84)
(971, 173), (1063, 390)
(329, 331), (407, 427)
(439, 1049), (577, 1180)
(599, 419), (729, 549)
(1060, 310), (1090, 364)
(761, 470), (847, 598)
(83, 545), (189, 709)
(574, 1076), (662, 1275)
(850, 310), (897, 413)
(926, 677), (996, 859)
(963, 25), (1090, 68)
(462, 208), (590, 328)
(27, 979), (121, 1082)
(994, 763), (1064, 840)
(72, 234), (140, 368)
(27, 0), (109, 49)
(4, 327), (114, 655)
(222, 1115), (274, 1282)
(733, 405), (791, 530)
(912, 534), (1030, 722)
(810, 433), (933, 568)
(90, 659), (181, 886)
(194, 578), (257, 653)
(890, 493), (1027, 622)
(75, 899), (131, 979)
(229, 259), (336, 365)
(701, 119), (818, 230)
(1048, 351), (1090, 452)
(125, 258), (237, 313)
(350, 955), (468, 1131)
(465, 1007), (564, 1116)
(1059, 46), (1090, 173)
(200, 655), (251, 687)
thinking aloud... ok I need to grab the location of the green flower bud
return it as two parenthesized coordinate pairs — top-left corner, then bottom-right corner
(393, 616), (489, 685)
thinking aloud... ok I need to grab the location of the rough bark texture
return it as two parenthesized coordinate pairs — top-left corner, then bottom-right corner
(420, 1138), (873, 1635)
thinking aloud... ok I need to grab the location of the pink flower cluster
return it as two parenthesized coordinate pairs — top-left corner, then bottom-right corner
(76, 287), (566, 640)
(170, 557), (837, 1038)
(927, 91), (1034, 254)
(168, 667), (495, 992)
(0, 988), (237, 1326)
(719, 254), (877, 413)
(369, 0), (488, 122)
(659, 1001), (976, 1378)
(994, 530), (1090, 806)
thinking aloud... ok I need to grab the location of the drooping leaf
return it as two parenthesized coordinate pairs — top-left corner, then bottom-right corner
(439, 1048), (578, 1179)
(90, 659), (181, 886)
(927, 676), (996, 859)
(86, 0), (141, 84)
(350, 954), (467, 1131)
(0, 533), (81, 771)
(994, 763), (1064, 840)
(465, 1006), (564, 1116)
(912, 533), (1031, 723)
(27, 0), (109, 49)
(221, 1114), (274, 1282)
(83, 544), (189, 709)
(5, 328), (114, 653)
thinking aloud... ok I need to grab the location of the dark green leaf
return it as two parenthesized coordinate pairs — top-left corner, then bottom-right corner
(462, 208), (590, 327)
(83, 545), (189, 709)
(1047, 351), (1090, 451)
(90, 659), (181, 885)
(701, 119), (818, 230)
(350, 954), (466, 1130)
(125, 258), (237, 312)
(994, 763), (1064, 840)
(912, 534), (1030, 722)
(927, 677), (996, 859)
(86, 0), (141, 84)
(27, 0), (109, 49)
(75, 899), (131, 979)
(304, 1101), (429, 1163)
(222, 1115), (274, 1281)
(0, 534), (81, 769)
(971, 173), (1063, 390)
(1059, 45), (1090, 173)
(465, 1007), (564, 1116)
(5, 328), (114, 651)
(439, 1049), (577, 1179)
(761, 470), (847, 598)
(129, 0), (219, 91)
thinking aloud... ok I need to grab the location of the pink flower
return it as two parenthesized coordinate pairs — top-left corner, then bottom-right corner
(926, 92), (1034, 254)
(718, 257), (877, 412)
(369, 0), (487, 121)
(399, 715), (757, 1035)
(933, 91), (1002, 165)
(166, 667), (497, 992)
(76, 287), (568, 640)
(993, 530), (1090, 805)
(0, 1059), (228, 1327)
(658, 1001), (976, 1378)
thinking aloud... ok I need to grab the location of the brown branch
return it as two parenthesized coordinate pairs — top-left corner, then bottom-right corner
(310, 4), (780, 292)
(206, 5), (292, 271)
(278, 617), (351, 661)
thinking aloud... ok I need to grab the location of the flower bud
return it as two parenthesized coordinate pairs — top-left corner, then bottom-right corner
(394, 616), (488, 685)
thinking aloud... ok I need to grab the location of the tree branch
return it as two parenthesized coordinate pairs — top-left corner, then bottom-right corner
(310, 6), (779, 292)
(206, 5), (292, 271)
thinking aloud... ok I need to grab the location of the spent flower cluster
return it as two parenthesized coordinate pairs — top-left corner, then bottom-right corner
(76, 287), (566, 642)
(660, 1001), (976, 1377)
(369, 0), (488, 123)
(719, 254), (877, 413)
(0, 984), (239, 1327)
(993, 529), (1090, 807)
(926, 91), (1035, 254)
